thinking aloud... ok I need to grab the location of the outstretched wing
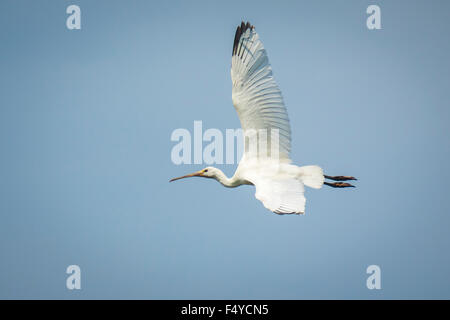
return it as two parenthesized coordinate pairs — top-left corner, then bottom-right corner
(251, 175), (306, 215)
(231, 22), (292, 161)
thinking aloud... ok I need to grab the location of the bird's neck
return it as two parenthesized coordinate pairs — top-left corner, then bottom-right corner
(214, 169), (242, 188)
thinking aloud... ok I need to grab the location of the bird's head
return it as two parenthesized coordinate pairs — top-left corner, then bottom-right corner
(169, 167), (218, 182)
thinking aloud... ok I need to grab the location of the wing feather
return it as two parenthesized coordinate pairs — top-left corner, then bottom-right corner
(252, 176), (306, 215)
(231, 22), (292, 161)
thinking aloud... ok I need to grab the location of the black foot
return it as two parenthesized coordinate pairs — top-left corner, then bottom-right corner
(324, 182), (355, 188)
(324, 175), (357, 181)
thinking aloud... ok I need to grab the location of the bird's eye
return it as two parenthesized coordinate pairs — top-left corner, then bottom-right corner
(204, 169), (208, 173)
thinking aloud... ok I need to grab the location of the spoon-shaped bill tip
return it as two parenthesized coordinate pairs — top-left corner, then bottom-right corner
(169, 171), (202, 182)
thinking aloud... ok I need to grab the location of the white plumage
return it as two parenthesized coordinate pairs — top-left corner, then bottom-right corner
(170, 22), (356, 215)
(231, 24), (291, 160)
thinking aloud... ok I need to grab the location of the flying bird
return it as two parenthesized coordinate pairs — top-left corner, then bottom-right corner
(170, 22), (356, 215)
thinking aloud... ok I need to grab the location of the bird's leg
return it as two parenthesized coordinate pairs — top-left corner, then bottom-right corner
(324, 174), (357, 188)
(324, 175), (357, 181)
(324, 181), (355, 188)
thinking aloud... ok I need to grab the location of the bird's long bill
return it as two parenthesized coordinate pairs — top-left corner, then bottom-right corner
(169, 171), (203, 182)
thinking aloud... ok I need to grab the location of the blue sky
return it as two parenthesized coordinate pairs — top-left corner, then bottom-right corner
(0, 0), (449, 299)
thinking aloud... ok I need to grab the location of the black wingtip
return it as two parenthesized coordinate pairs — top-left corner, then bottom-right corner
(232, 21), (254, 56)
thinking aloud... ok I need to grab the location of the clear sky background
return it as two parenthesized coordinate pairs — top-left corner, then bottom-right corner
(0, 0), (449, 299)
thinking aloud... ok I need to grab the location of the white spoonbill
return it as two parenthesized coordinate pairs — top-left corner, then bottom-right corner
(170, 22), (357, 215)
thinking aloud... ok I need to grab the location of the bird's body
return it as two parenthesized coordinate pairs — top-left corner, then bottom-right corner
(170, 22), (356, 215)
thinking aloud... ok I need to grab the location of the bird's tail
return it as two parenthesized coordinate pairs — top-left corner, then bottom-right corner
(298, 165), (324, 189)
